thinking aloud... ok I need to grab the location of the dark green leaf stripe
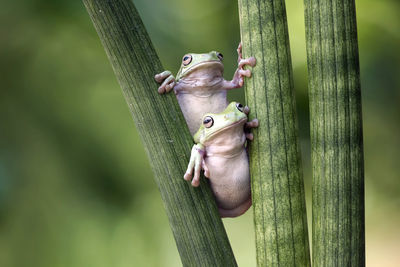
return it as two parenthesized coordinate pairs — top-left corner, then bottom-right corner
(83, 1), (237, 266)
(303, 0), (365, 266)
(238, 0), (310, 266)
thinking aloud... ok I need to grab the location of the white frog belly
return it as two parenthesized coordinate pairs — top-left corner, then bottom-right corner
(205, 150), (250, 210)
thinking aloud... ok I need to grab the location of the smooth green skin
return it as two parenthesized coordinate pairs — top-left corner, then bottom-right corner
(193, 102), (246, 144)
(176, 51), (223, 81)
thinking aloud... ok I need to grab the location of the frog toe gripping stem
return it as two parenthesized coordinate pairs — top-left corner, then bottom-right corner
(154, 70), (175, 93)
(184, 144), (205, 187)
(245, 118), (259, 129)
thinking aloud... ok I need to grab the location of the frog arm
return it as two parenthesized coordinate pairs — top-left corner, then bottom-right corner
(202, 159), (210, 178)
(221, 57), (256, 89)
(221, 43), (256, 90)
(154, 70), (176, 93)
(184, 143), (205, 187)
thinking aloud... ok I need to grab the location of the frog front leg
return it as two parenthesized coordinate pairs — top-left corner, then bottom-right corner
(184, 144), (205, 187)
(222, 42), (256, 89)
(154, 70), (176, 93)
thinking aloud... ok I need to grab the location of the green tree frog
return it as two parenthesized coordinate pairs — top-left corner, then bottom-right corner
(154, 43), (256, 134)
(184, 102), (259, 218)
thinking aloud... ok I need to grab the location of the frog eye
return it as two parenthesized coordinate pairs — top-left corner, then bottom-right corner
(182, 54), (192, 66)
(203, 116), (214, 128)
(217, 52), (223, 61)
(236, 103), (244, 112)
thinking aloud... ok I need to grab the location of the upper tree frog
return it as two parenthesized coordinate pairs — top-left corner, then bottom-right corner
(155, 43), (256, 134)
(184, 102), (259, 217)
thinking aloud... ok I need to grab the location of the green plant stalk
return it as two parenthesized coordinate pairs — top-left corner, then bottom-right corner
(303, 0), (365, 266)
(238, 0), (310, 266)
(83, 1), (237, 266)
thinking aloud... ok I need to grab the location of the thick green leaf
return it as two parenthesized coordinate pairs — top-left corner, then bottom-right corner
(304, 0), (365, 265)
(238, 0), (311, 266)
(83, 1), (237, 266)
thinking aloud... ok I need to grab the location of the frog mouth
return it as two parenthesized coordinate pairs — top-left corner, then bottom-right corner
(207, 117), (247, 139)
(183, 60), (224, 75)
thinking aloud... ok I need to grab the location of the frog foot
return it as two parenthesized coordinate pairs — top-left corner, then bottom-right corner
(239, 57), (256, 69)
(222, 43), (256, 89)
(237, 42), (256, 68)
(230, 43), (256, 87)
(184, 144), (205, 187)
(228, 62), (256, 88)
(244, 119), (259, 140)
(236, 42), (252, 64)
(243, 106), (259, 140)
(154, 70), (176, 94)
(237, 57), (256, 87)
(237, 42), (243, 62)
(237, 68), (251, 87)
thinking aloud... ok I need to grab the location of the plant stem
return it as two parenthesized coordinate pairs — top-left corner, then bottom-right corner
(303, 0), (365, 265)
(238, 0), (311, 266)
(83, 1), (237, 266)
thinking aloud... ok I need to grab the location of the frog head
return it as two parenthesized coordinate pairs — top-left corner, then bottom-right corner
(194, 102), (247, 144)
(176, 51), (224, 81)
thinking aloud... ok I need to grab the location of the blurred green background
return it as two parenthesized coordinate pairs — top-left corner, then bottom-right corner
(0, 0), (399, 266)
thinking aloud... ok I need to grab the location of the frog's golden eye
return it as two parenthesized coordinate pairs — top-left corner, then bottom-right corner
(217, 52), (223, 61)
(182, 54), (192, 66)
(236, 103), (244, 112)
(203, 116), (214, 128)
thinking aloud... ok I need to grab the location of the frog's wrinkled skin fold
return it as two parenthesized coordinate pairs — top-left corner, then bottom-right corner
(184, 102), (259, 218)
(155, 43), (256, 135)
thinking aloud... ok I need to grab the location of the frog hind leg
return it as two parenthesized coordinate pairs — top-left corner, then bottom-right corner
(219, 198), (252, 218)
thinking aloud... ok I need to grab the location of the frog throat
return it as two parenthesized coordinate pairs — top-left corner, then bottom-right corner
(205, 148), (244, 159)
(176, 77), (224, 92)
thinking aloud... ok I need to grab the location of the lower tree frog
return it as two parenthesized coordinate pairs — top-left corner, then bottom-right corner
(184, 102), (259, 217)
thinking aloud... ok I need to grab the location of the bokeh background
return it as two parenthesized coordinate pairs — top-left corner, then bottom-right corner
(1, 0), (399, 266)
